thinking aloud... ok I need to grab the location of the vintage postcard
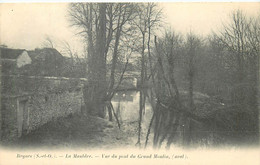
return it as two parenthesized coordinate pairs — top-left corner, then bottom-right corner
(0, 1), (259, 165)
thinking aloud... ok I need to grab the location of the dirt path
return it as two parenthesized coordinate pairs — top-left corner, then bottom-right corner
(12, 113), (144, 150)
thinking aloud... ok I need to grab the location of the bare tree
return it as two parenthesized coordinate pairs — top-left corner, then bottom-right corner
(183, 33), (201, 146)
(42, 35), (55, 48)
(153, 31), (184, 149)
(217, 10), (258, 84)
(132, 2), (162, 146)
(69, 3), (137, 118)
(69, 3), (107, 117)
(212, 10), (260, 141)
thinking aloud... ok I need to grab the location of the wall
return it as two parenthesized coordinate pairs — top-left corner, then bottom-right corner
(1, 76), (85, 141)
(27, 90), (83, 132)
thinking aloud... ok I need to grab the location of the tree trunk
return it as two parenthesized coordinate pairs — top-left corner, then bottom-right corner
(84, 3), (107, 118)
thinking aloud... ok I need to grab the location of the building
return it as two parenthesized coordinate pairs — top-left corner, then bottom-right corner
(1, 48), (32, 68)
(27, 48), (65, 76)
(1, 47), (86, 141)
(1, 48), (32, 75)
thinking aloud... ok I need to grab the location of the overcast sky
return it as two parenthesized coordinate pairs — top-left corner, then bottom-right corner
(1, 2), (260, 55)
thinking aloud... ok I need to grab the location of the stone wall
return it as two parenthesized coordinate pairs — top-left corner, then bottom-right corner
(28, 90), (83, 132)
(1, 75), (85, 141)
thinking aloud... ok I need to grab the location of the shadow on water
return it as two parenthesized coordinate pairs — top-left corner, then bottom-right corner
(107, 91), (153, 145)
(111, 91), (152, 124)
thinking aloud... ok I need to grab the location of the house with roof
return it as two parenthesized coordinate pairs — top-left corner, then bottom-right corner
(1, 47), (85, 141)
(1, 48), (32, 69)
(26, 48), (65, 77)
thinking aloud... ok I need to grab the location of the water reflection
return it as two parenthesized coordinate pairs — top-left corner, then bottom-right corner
(113, 91), (135, 102)
(111, 91), (152, 129)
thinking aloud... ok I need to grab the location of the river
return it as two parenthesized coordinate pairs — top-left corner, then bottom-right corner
(110, 91), (154, 144)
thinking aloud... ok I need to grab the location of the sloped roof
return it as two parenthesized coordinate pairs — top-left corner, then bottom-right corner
(28, 48), (63, 58)
(1, 48), (26, 59)
(24, 48), (66, 77)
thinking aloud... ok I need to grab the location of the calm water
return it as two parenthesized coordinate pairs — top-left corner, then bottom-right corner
(111, 91), (153, 130)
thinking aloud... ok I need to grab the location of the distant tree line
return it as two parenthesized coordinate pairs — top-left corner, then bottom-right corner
(68, 3), (259, 148)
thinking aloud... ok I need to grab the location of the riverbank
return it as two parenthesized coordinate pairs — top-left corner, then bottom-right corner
(5, 113), (141, 150)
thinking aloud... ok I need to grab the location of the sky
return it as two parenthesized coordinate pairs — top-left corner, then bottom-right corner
(1, 2), (260, 56)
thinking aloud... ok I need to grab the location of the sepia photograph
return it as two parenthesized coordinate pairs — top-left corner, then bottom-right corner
(0, 1), (259, 165)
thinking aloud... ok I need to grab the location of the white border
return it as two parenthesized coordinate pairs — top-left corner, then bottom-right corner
(1, 0), (260, 3)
